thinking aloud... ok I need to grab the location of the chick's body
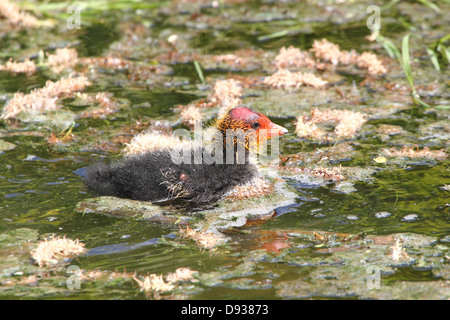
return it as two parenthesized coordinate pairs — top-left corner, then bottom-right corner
(84, 107), (287, 205)
(84, 146), (257, 204)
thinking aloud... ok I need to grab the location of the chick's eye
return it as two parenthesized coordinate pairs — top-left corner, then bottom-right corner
(251, 122), (261, 130)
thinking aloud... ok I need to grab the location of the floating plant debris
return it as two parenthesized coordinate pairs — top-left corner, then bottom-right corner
(47, 48), (79, 73)
(357, 52), (388, 76)
(274, 46), (317, 69)
(180, 105), (203, 127)
(264, 69), (328, 89)
(295, 108), (366, 140)
(80, 92), (119, 119)
(226, 177), (275, 200)
(0, 58), (37, 75)
(389, 238), (410, 261)
(383, 146), (447, 161)
(179, 225), (224, 250)
(133, 273), (175, 294)
(133, 267), (198, 298)
(165, 268), (198, 283)
(0, 0), (39, 27)
(46, 125), (75, 145)
(1, 74), (91, 120)
(213, 53), (244, 66)
(209, 79), (243, 106)
(311, 38), (387, 75)
(0, 0), (448, 301)
(80, 56), (131, 70)
(311, 39), (358, 66)
(178, 78), (244, 118)
(281, 165), (345, 182)
(30, 236), (86, 267)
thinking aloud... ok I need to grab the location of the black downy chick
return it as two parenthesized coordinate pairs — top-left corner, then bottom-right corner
(83, 107), (287, 205)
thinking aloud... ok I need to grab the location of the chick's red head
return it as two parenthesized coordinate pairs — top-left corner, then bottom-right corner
(222, 107), (288, 140)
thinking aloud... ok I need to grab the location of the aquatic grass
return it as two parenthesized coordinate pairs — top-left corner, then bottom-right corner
(375, 34), (401, 61)
(400, 35), (415, 93)
(426, 48), (441, 71)
(20, 0), (168, 12)
(256, 23), (312, 42)
(400, 35), (449, 110)
(427, 33), (450, 71)
(17, 0), (168, 26)
(382, 0), (444, 13)
(193, 61), (206, 84)
(257, 29), (293, 42)
(381, 0), (449, 77)
(60, 122), (75, 140)
(416, 0), (442, 13)
(377, 34), (450, 110)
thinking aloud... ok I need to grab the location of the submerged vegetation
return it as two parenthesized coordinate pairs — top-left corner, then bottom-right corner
(0, 0), (449, 300)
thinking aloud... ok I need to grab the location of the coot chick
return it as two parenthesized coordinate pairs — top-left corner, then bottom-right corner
(84, 107), (287, 204)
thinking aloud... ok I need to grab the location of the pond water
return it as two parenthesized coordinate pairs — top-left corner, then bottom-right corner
(0, 0), (449, 300)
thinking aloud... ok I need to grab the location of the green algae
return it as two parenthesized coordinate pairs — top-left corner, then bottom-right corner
(0, 139), (16, 154)
(273, 232), (449, 300)
(0, 228), (39, 250)
(0, 0), (449, 300)
(76, 171), (297, 237)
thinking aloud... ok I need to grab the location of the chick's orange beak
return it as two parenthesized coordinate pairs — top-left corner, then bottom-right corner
(267, 122), (288, 137)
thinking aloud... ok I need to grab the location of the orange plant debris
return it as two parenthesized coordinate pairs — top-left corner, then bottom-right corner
(383, 146), (447, 160)
(133, 267), (198, 295)
(47, 48), (79, 73)
(295, 108), (366, 140)
(264, 69), (328, 89)
(179, 225), (223, 250)
(80, 92), (118, 118)
(274, 46), (316, 69)
(30, 235), (86, 267)
(0, 58), (37, 74)
(310, 39), (386, 75)
(0, 0), (39, 27)
(180, 105), (203, 127)
(226, 177), (274, 200)
(1, 74), (91, 120)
